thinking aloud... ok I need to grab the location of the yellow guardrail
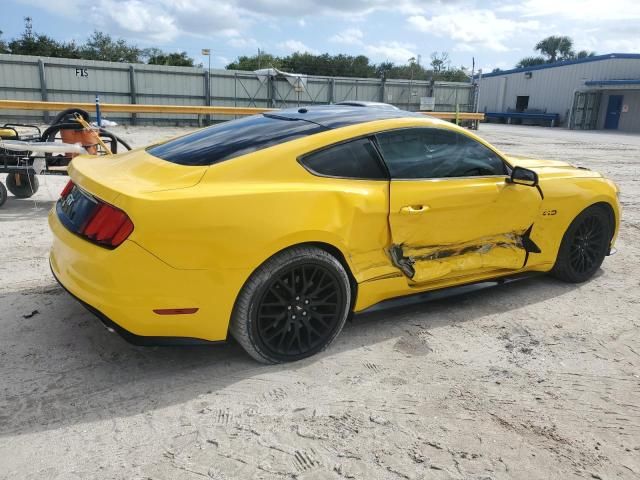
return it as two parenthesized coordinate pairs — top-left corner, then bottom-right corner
(0, 100), (268, 116)
(0, 99), (485, 121)
(427, 111), (485, 121)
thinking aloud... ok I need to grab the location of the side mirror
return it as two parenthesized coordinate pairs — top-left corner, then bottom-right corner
(509, 166), (538, 187)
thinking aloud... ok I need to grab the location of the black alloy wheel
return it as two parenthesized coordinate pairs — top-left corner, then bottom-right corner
(230, 246), (351, 364)
(256, 264), (344, 357)
(552, 205), (611, 283)
(569, 214), (606, 275)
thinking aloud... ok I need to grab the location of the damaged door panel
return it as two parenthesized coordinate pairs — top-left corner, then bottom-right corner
(389, 228), (541, 284)
(388, 177), (543, 283)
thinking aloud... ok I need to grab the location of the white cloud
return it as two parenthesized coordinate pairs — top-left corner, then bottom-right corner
(279, 39), (318, 54)
(13, 0), (640, 67)
(237, 0), (436, 17)
(330, 28), (363, 45)
(496, 0), (640, 55)
(85, 0), (258, 44)
(216, 55), (230, 66)
(408, 10), (541, 52)
(92, 0), (179, 43)
(593, 38), (640, 53)
(227, 37), (260, 48)
(511, 0), (640, 22)
(364, 41), (416, 63)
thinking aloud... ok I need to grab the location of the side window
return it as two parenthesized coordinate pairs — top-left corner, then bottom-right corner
(375, 128), (506, 179)
(455, 134), (507, 177)
(300, 137), (387, 180)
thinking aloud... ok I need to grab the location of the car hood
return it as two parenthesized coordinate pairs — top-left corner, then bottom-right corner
(68, 148), (208, 203)
(505, 155), (603, 179)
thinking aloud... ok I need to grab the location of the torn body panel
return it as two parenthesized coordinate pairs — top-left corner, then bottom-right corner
(389, 229), (539, 284)
(387, 176), (545, 285)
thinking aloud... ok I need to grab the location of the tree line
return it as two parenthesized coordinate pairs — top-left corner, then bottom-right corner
(226, 51), (470, 81)
(1, 18), (469, 81)
(0, 18), (198, 66)
(0, 20), (600, 79)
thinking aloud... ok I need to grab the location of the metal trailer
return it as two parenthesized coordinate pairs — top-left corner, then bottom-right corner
(0, 109), (131, 207)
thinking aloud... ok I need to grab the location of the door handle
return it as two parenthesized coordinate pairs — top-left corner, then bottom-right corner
(400, 205), (429, 214)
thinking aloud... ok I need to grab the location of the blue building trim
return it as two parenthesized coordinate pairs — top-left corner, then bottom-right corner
(478, 53), (640, 79)
(584, 79), (640, 86)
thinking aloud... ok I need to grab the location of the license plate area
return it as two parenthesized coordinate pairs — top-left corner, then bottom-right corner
(56, 185), (98, 233)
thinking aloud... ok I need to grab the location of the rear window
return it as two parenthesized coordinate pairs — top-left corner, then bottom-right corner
(147, 114), (328, 166)
(300, 137), (387, 180)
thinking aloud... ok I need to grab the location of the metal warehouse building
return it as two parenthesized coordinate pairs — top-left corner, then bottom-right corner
(478, 53), (640, 132)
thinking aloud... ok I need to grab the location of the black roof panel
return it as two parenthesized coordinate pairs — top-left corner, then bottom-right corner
(147, 105), (426, 166)
(264, 105), (424, 129)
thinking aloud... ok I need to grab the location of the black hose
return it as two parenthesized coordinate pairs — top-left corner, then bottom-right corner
(41, 122), (80, 142)
(48, 108), (90, 128)
(41, 114), (132, 152)
(41, 124), (133, 152)
(99, 128), (132, 151)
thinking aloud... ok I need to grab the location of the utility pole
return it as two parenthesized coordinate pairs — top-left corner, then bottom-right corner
(471, 56), (475, 84)
(202, 48), (211, 125)
(408, 57), (416, 111)
(202, 48), (211, 74)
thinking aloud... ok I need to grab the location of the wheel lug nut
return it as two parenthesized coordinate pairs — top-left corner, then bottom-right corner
(292, 315), (296, 319)
(296, 296), (300, 300)
(302, 311), (307, 316)
(304, 300), (309, 304)
(287, 305), (292, 310)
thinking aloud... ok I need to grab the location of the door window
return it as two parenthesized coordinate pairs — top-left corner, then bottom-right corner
(375, 128), (507, 179)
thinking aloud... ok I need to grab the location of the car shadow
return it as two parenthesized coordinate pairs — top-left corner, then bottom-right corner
(0, 273), (582, 438)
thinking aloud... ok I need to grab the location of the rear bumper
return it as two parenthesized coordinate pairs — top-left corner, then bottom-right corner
(48, 208), (247, 342)
(50, 264), (219, 345)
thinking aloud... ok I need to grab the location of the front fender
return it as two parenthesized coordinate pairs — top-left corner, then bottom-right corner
(527, 177), (620, 268)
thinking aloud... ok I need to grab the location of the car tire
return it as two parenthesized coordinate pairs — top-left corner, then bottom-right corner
(6, 173), (39, 198)
(551, 205), (611, 283)
(229, 246), (351, 364)
(0, 182), (7, 207)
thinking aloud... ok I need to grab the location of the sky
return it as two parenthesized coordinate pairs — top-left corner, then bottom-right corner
(3, 0), (640, 73)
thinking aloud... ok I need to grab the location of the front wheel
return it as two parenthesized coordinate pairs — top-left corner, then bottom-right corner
(230, 246), (351, 364)
(551, 205), (611, 283)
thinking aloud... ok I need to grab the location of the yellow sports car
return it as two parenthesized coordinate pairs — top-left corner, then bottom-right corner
(49, 105), (620, 363)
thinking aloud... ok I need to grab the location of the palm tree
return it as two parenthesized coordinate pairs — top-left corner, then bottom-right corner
(535, 36), (574, 63)
(576, 50), (596, 59)
(516, 56), (547, 68)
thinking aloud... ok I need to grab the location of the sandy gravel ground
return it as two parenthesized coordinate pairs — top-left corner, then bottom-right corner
(0, 124), (639, 480)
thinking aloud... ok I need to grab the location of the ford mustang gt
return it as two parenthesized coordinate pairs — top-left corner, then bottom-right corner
(49, 105), (620, 363)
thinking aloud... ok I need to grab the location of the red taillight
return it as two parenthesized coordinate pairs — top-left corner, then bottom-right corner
(81, 202), (134, 248)
(60, 180), (74, 198)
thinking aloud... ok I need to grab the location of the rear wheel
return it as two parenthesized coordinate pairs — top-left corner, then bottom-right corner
(230, 246), (351, 364)
(551, 205), (611, 283)
(6, 173), (39, 198)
